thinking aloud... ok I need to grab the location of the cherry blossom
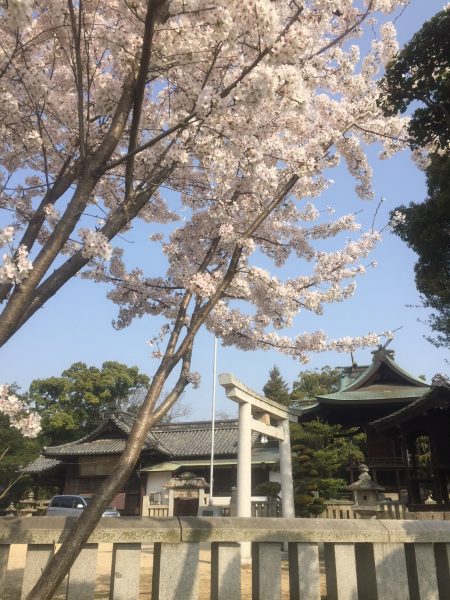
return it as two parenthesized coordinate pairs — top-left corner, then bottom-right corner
(0, 384), (41, 437)
(0, 2), (417, 594)
(389, 209), (406, 229)
(79, 230), (113, 261)
(0, 0), (412, 390)
(0, 245), (33, 284)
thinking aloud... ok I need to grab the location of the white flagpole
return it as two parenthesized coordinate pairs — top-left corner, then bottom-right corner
(209, 335), (218, 505)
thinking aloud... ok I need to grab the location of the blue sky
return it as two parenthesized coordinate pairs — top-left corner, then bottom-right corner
(1, 0), (448, 421)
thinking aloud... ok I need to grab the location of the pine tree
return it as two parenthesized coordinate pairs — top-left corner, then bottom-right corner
(290, 420), (366, 515)
(263, 366), (291, 406)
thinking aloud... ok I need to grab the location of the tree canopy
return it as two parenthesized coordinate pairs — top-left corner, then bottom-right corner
(380, 8), (450, 347)
(29, 361), (150, 444)
(379, 9), (450, 151)
(291, 420), (366, 516)
(391, 155), (450, 348)
(263, 366), (291, 406)
(291, 366), (341, 405)
(0, 413), (41, 505)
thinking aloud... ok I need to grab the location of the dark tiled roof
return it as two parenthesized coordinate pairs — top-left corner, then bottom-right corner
(370, 375), (450, 431)
(37, 416), (241, 460)
(45, 439), (128, 456)
(41, 412), (171, 457)
(151, 420), (239, 457)
(23, 456), (62, 474)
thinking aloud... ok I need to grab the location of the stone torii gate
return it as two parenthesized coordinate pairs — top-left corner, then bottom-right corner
(219, 373), (297, 518)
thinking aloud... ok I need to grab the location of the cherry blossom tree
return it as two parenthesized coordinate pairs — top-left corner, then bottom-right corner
(0, 385), (41, 437)
(0, 0), (410, 596)
(0, 385), (41, 500)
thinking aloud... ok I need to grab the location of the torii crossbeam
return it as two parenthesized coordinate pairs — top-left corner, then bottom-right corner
(219, 373), (297, 518)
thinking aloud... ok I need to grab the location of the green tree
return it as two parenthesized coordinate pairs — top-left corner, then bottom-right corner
(379, 9), (450, 347)
(291, 366), (341, 405)
(389, 155), (450, 348)
(379, 10), (450, 151)
(263, 366), (291, 406)
(29, 361), (150, 445)
(0, 413), (41, 506)
(290, 420), (366, 516)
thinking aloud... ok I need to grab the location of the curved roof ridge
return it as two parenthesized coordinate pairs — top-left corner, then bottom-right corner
(340, 350), (429, 392)
(371, 374), (450, 430)
(382, 353), (430, 387)
(43, 420), (109, 451)
(44, 412), (173, 457)
(152, 419), (238, 432)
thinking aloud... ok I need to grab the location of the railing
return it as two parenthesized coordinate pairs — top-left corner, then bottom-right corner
(148, 505), (169, 517)
(319, 500), (356, 520)
(251, 499), (282, 518)
(379, 501), (409, 520)
(319, 500), (411, 520)
(1, 516), (449, 599)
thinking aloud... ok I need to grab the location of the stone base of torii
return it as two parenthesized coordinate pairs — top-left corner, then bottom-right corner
(219, 373), (297, 520)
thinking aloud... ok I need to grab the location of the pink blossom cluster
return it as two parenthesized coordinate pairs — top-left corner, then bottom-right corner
(390, 210), (406, 229)
(186, 372), (201, 389)
(0, 245), (33, 284)
(0, 0), (410, 365)
(79, 230), (112, 261)
(0, 226), (14, 247)
(0, 385), (41, 437)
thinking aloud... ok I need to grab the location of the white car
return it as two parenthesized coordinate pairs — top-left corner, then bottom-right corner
(46, 495), (120, 517)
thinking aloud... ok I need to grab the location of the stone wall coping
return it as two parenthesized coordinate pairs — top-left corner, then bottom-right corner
(1, 516), (450, 545)
(0, 516), (181, 544)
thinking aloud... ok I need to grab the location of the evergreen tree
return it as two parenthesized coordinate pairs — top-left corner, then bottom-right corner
(291, 366), (341, 406)
(389, 154), (450, 348)
(380, 9), (450, 347)
(263, 366), (291, 406)
(0, 413), (41, 506)
(290, 420), (366, 516)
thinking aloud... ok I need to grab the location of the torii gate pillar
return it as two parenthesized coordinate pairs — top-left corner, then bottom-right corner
(219, 373), (296, 519)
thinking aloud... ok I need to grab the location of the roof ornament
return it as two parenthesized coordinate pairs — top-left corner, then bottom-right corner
(431, 373), (450, 388)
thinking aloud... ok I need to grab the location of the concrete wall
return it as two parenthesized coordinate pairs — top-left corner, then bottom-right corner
(145, 471), (172, 504)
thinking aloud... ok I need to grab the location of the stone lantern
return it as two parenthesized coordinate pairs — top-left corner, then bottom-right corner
(347, 464), (384, 519)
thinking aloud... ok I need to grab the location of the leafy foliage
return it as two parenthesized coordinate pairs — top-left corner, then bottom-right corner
(29, 361), (150, 444)
(379, 9), (450, 151)
(291, 366), (341, 405)
(255, 481), (281, 498)
(262, 365), (360, 514)
(291, 420), (366, 516)
(380, 9), (450, 347)
(391, 155), (450, 347)
(263, 366), (291, 406)
(0, 413), (40, 505)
